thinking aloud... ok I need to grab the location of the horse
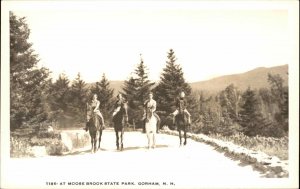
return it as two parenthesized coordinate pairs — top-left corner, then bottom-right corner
(86, 104), (104, 153)
(112, 101), (128, 151)
(145, 107), (158, 149)
(175, 108), (189, 146)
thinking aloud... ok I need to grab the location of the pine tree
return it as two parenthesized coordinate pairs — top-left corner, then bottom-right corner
(47, 73), (71, 126)
(122, 77), (140, 123)
(239, 87), (271, 136)
(267, 73), (288, 132)
(154, 49), (192, 115)
(135, 55), (155, 107)
(122, 55), (154, 125)
(93, 74), (114, 122)
(219, 84), (241, 122)
(10, 12), (50, 129)
(69, 73), (88, 122)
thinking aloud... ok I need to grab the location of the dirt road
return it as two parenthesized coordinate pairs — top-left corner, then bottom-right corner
(4, 130), (274, 189)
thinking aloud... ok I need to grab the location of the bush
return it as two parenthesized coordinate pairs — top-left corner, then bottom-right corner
(209, 132), (288, 160)
(30, 135), (68, 155)
(11, 129), (69, 157)
(10, 136), (33, 157)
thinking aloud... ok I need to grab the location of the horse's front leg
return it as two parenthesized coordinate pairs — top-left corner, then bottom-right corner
(147, 132), (151, 149)
(152, 132), (156, 149)
(120, 129), (124, 151)
(115, 130), (119, 150)
(179, 129), (182, 146)
(98, 129), (102, 150)
(184, 127), (187, 146)
(94, 134), (98, 153)
(91, 137), (94, 153)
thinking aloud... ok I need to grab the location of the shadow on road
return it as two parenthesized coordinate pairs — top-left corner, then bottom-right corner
(121, 144), (169, 151)
(61, 144), (170, 156)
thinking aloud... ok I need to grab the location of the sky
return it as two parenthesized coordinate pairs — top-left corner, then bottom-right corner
(10, 1), (292, 83)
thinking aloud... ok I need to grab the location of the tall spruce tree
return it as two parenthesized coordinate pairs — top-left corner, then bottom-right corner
(92, 74), (114, 122)
(122, 77), (139, 123)
(69, 73), (88, 122)
(122, 55), (154, 125)
(219, 84), (241, 122)
(267, 73), (288, 132)
(47, 73), (71, 127)
(10, 12), (50, 129)
(154, 49), (192, 115)
(239, 87), (271, 136)
(135, 55), (155, 107)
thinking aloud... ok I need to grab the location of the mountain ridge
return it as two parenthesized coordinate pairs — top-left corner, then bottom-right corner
(88, 64), (288, 93)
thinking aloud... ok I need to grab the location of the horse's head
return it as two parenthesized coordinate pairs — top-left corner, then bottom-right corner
(145, 107), (153, 122)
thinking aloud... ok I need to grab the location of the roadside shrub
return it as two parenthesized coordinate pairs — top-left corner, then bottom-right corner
(10, 137), (33, 157)
(209, 132), (288, 160)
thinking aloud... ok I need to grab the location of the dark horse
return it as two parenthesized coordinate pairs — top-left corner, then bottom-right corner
(175, 106), (189, 146)
(86, 103), (104, 153)
(112, 102), (128, 151)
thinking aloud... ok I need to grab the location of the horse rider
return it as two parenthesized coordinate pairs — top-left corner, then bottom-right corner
(112, 93), (128, 122)
(142, 92), (161, 133)
(171, 91), (191, 126)
(84, 93), (105, 131)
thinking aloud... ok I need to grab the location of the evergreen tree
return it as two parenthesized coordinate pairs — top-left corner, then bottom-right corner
(122, 55), (154, 125)
(10, 12), (50, 129)
(135, 55), (155, 107)
(239, 87), (271, 136)
(154, 49), (192, 116)
(122, 77), (140, 123)
(69, 73), (88, 122)
(219, 84), (241, 121)
(93, 74), (114, 122)
(47, 73), (71, 126)
(267, 73), (288, 132)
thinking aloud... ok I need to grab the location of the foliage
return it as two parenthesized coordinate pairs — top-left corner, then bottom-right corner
(122, 55), (154, 126)
(10, 12), (51, 130)
(238, 87), (269, 136)
(219, 84), (241, 122)
(46, 73), (72, 127)
(91, 73), (114, 124)
(10, 130), (68, 157)
(69, 73), (89, 123)
(154, 49), (192, 125)
(267, 73), (288, 132)
(10, 136), (33, 157)
(208, 132), (288, 160)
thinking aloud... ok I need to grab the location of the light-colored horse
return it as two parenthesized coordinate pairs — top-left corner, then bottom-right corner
(145, 108), (157, 149)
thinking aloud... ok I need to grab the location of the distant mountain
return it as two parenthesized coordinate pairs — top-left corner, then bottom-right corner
(109, 80), (124, 94)
(190, 64), (288, 92)
(88, 65), (288, 94)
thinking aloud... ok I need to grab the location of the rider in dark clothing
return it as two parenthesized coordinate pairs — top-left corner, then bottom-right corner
(112, 93), (128, 122)
(171, 91), (191, 125)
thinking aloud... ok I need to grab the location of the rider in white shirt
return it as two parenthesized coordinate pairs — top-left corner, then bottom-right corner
(142, 92), (161, 133)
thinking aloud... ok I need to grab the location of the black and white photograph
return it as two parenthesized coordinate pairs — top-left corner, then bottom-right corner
(1, 1), (299, 189)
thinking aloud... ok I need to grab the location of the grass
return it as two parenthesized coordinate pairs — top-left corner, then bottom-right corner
(10, 130), (68, 157)
(208, 132), (288, 160)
